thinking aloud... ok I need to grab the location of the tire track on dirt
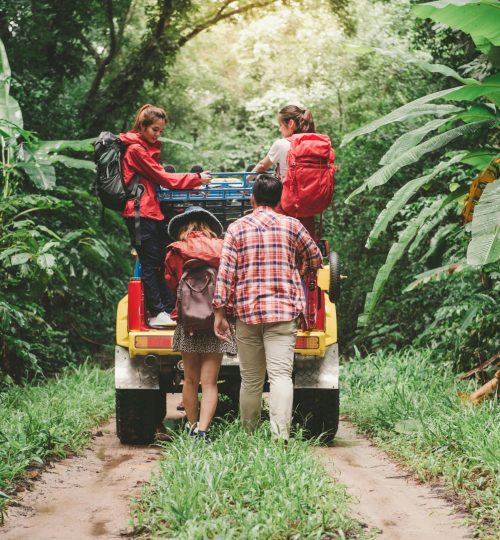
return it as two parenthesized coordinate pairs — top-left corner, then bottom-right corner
(0, 397), (185, 539)
(317, 419), (473, 540)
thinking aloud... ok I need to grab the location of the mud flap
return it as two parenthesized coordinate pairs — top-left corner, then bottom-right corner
(115, 345), (159, 390)
(293, 343), (339, 389)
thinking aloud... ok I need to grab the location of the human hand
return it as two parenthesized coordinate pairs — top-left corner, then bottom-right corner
(214, 311), (231, 342)
(200, 171), (212, 185)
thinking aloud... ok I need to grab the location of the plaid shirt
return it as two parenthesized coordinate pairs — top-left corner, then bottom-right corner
(213, 206), (322, 324)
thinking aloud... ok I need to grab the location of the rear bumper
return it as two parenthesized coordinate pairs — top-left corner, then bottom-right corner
(115, 343), (339, 391)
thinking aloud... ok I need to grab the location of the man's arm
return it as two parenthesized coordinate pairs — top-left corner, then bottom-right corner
(295, 224), (323, 273)
(213, 229), (238, 342)
(213, 229), (238, 309)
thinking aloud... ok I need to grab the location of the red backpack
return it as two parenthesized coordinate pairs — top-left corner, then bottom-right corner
(280, 133), (335, 218)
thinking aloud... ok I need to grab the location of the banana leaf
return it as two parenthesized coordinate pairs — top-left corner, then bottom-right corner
(413, 1), (500, 55)
(346, 120), (489, 202)
(44, 155), (96, 171)
(462, 150), (500, 170)
(379, 118), (451, 165)
(447, 72), (500, 106)
(0, 39), (23, 131)
(403, 261), (469, 292)
(36, 138), (95, 154)
(340, 89), (462, 147)
(467, 179), (500, 265)
(358, 197), (445, 326)
(16, 161), (57, 190)
(366, 154), (465, 247)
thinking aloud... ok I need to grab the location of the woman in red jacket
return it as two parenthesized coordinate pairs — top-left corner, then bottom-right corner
(121, 104), (211, 327)
(164, 207), (237, 441)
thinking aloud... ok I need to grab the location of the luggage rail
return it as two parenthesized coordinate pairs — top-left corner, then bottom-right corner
(157, 171), (257, 228)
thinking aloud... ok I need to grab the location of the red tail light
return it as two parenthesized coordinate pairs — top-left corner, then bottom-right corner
(295, 336), (320, 349)
(135, 336), (173, 349)
(128, 278), (144, 331)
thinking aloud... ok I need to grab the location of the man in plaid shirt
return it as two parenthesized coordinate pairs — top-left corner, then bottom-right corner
(214, 174), (322, 441)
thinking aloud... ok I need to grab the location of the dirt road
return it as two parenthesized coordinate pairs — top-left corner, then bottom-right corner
(1, 399), (473, 539)
(0, 397), (184, 540)
(317, 421), (472, 540)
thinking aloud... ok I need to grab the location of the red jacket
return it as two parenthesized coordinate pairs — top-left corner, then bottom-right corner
(164, 231), (224, 319)
(119, 131), (202, 221)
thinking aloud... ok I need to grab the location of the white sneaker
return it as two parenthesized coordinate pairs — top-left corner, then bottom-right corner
(148, 312), (176, 328)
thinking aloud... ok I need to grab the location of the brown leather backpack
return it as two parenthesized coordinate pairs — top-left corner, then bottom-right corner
(177, 259), (218, 334)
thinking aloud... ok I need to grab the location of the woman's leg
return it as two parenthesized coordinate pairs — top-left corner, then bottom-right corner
(182, 352), (202, 426)
(198, 353), (222, 432)
(127, 218), (166, 316)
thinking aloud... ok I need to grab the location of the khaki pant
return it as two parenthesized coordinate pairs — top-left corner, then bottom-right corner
(236, 318), (298, 440)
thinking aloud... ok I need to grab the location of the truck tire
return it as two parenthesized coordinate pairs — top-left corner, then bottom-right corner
(115, 389), (160, 445)
(293, 388), (339, 442)
(329, 251), (340, 304)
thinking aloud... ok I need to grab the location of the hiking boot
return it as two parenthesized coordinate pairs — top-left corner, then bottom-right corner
(148, 311), (176, 328)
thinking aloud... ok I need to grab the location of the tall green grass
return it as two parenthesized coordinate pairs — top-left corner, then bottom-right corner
(132, 422), (371, 539)
(0, 365), (114, 517)
(342, 348), (499, 538)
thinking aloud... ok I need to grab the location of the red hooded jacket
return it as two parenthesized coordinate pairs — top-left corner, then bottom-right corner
(119, 131), (202, 221)
(164, 231), (224, 320)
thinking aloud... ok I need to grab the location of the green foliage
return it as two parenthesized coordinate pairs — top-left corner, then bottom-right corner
(342, 0), (500, 328)
(0, 365), (114, 518)
(467, 177), (500, 265)
(413, 0), (500, 60)
(1, 39), (130, 380)
(132, 421), (369, 539)
(342, 347), (500, 537)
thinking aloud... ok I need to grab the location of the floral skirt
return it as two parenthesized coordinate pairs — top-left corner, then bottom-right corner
(173, 324), (237, 355)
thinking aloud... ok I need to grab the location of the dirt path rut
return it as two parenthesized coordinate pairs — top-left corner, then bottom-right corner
(317, 420), (473, 540)
(0, 396), (184, 540)
(1, 401), (474, 539)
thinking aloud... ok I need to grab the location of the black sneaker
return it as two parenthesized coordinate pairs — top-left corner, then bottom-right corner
(196, 430), (211, 443)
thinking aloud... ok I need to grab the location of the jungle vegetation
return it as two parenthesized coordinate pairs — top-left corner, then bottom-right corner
(0, 0), (498, 383)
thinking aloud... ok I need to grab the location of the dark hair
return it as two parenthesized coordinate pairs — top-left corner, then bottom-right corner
(246, 163), (256, 172)
(190, 164), (204, 174)
(132, 104), (168, 132)
(252, 174), (282, 207)
(164, 164), (176, 173)
(278, 105), (315, 134)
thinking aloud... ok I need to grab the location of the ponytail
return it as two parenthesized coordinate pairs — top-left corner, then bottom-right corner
(131, 103), (168, 132)
(278, 105), (315, 134)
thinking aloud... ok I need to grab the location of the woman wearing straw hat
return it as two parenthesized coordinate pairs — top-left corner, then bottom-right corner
(164, 207), (236, 441)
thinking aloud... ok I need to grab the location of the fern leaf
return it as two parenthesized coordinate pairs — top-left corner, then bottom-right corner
(366, 154), (465, 247)
(346, 120), (489, 203)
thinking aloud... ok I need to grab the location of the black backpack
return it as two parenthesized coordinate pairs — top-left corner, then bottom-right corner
(177, 260), (218, 335)
(93, 131), (144, 244)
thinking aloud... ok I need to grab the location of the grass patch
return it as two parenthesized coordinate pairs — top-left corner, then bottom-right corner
(0, 364), (114, 517)
(342, 347), (499, 538)
(132, 421), (371, 539)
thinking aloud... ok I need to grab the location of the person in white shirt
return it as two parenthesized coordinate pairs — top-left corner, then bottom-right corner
(249, 105), (317, 238)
